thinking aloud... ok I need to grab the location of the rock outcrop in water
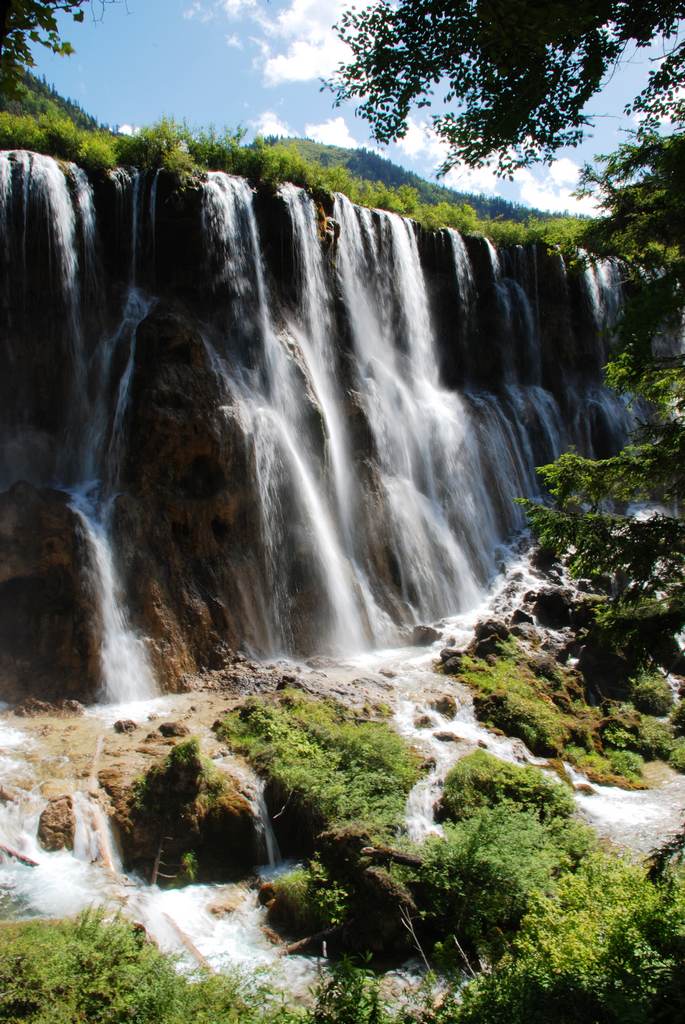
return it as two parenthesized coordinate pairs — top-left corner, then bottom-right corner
(0, 150), (629, 703)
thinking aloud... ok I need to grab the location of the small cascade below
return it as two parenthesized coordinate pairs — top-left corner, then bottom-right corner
(70, 489), (157, 704)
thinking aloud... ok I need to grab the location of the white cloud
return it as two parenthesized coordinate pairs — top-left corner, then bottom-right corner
(225, 33), (243, 48)
(442, 163), (502, 196)
(548, 157), (581, 188)
(194, 0), (373, 85)
(395, 116), (448, 163)
(304, 115), (358, 148)
(251, 110), (295, 137)
(515, 162), (597, 215)
(182, 1), (214, 21)
(117, 123), (138, 136)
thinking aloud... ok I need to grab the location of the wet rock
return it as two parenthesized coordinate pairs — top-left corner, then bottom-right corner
(410, 624), (441, 646)
(258, 881), (276, 907)
(511, 622), (538, 642)
(530, 588), (574, 629)
(577, 642), (635, 700)
(510, 608), (534, 626)
(528, 653), (561, 681)
(433, 731), (459, 743)
(0, 483), (100, 703)
(14, 696), (85, 717)
(439, 647), (464, 673)
(37, 795), (75, 852)
(114, 719), (137, 734)
(0, 786), (16, 803)
(208, 886), (251, 916)
(99, 749), (259, 880)
(414, 714), (433, 729)
(530, 546), (562, 575)
(574, 782), (596, 796)
(430, 694), (457, 718)
(158, 721), (190, 738)
(469, 634), (502, 659)
(474, 618), (510, 643)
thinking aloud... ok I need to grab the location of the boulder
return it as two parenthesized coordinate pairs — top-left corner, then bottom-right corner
(0, 483), (100, 703)
(37, 795), (76, 852)
(113, 719), (137, 734)
(474, 618), (510, 642)
(158, 721), (190, 738)
(14, 697), (85, 717)
(430, 694), (457, 718)
(530, 588), (573, 629)
(99, 753), (259, 881)
(510, 608), (534, 626)
(410, 625), (441, 646)
(530, 546), (562, 575)
(577, 642), (635, 701)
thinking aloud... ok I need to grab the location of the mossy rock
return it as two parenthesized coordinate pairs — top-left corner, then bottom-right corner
(439, 750), (574, 823)
(104, 738), (260, 880)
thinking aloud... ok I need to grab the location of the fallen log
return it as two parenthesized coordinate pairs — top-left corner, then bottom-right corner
(361, 845), (423, 868)
(282, 924), (343, 956)
(0, 843), (38, 867)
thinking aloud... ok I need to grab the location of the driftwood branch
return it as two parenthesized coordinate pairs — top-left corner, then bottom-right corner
(361, 845), (423, 868)
(282, 924), (343, 956)
(0, 843), (38, 867)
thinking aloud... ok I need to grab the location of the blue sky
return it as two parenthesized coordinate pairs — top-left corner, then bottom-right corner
(32, 0), (663, 213)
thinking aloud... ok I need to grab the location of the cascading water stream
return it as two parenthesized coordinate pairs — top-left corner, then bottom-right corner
(203, 172), (367, 653)
(0, 151), (158, 703)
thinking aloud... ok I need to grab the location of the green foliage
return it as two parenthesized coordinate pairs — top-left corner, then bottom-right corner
(308, 957), (384, 1024)
(671, 701), (685, 737)
(330, 0), (685, 174)
(0, 910), (301, 1024)
(180, 850), (199, 884)
(269, 862), (350, 935)
(0, 71), (100, 129)
(133, 737), (226, 811)
(218, 691), (421, 839)
(443, 638), (684, 785)
(669, 738), (685, 773)
(440, 750), (574, 824)
(0, 111), (117, 170)
(631, 672), (674, 717)
(0, 106), (589, 243)
(0, 2), (90, 97)
(522, 132), (685, 666)
(456, 854), (685, 1024)
(633, 716), (676, 762)
(419, 806), (594, 958)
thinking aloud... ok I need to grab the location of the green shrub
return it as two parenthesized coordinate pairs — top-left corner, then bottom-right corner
(0, 911), (302, 1024)
(630, 672), (674, 716)
(419, 806), (591, 956)
(440, 750), (574, 823)
(268, 862), (349, 935)
(218, 692), (421, 840)
(456, 854), (685, 1024)
(671, 700), (685, 737)
(669, 738), (685, 773)
(633, 716), (675, 761)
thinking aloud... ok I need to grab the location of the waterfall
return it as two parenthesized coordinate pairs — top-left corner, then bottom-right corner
(71, 490), (157, 704)
(0, 151), (159, 703)
(203, 173), (367, 653)
(0, 149), (632, 681)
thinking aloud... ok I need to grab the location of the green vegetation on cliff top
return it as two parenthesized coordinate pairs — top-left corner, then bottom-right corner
(0, 74), (587, 249)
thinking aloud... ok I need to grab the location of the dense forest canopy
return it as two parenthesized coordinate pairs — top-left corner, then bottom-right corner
(330, 0), (685, 174)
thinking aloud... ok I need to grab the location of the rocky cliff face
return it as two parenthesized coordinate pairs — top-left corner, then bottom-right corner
(0, 152), (629, 703)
